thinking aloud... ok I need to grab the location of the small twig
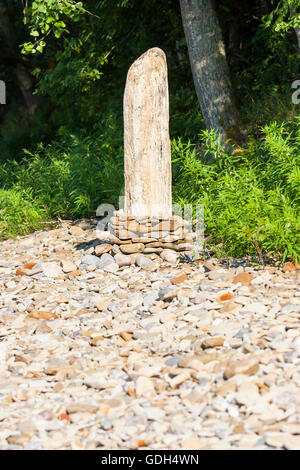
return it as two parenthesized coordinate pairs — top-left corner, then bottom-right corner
(232, 52), (252, 66)
(30, 27), (53, 49)
(68, 0), (101, 20)
(254, 240), (265, 267)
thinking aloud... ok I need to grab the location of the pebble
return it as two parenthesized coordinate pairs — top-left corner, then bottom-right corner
(181, 438), (206, 449)
(160, 249), (178, 264)
(135, 376), (155, 397)
(135, 256), (152, 269)
(171, 273), (188, 285)
(114, 254), (131, 267)
(80, 254), (101, 268)
(98, 253), (115, 268)
(69, 226), (84, 237)
(120, 243), (144, 254)
(233, 272), (253, 286)
(201, 336), (225, 349)
(41, 262), (63, 278)
(224, 356), (260, 379)
(61, 260), (77, 273)
(103, 263), (119, 273)
(83, 372), (108, 390)
(95, 243), (113, 255)
(242, 302), (268, 314)
(235, 383), (260, 406)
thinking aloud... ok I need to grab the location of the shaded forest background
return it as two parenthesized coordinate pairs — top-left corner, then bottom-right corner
(0, 0), (299, 262)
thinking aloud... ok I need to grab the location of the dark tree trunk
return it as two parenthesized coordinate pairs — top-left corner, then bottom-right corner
(0, 1), (39, 119)
(293, 26), (300, 55)
(289, 7), (300, 56)
(179, 0), (241, 144)
(228, 14), (240, 55)
(258, 0), (269, 15)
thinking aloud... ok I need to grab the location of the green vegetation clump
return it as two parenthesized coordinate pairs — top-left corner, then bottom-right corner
(1, 120), (299, 262)
(172, 121), (300, 263)
(0, 132), (124, 232)
(0, 188), (46, 239)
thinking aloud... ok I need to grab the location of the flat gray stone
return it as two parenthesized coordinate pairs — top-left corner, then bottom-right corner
(80, 254), (101, 268)
(135, 256), (152, 269)
(98, 253), (115, 269)
(143, 292), (159, 307)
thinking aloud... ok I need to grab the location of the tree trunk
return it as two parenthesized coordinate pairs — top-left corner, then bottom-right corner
(179, 0), (241, 143)
(289, 8), (300, 56)
(293, 26), (300, 55)
(258, 0), (269, 15)
(228, 15), (240, 55)
(0, 2), (39, 119)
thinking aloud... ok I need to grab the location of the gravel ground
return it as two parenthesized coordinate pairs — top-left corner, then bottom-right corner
(0, 220), (299, 450)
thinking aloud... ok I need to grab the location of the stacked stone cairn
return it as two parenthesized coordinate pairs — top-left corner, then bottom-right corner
(96, 211), (197, 263)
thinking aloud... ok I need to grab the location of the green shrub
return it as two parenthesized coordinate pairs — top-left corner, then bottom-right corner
(0, 188), (46, 239)
(0, 132), (124, 221)
(172, 120), (300, 263)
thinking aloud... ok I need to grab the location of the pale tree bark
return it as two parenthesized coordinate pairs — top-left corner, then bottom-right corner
(179, 0), (241, 143)
(0, 1), (39, 119)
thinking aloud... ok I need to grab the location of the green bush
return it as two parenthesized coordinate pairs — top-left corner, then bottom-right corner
(0, 188), (46, 239)
(0, 132), (124, 220)
(172, 120), (300, 263)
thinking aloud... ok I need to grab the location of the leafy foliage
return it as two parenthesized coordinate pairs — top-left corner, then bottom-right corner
(263, 0), (300, 36)
(21, 0), (86, 54)
(172, 122), (300, 262)
(0, 188), (46, 239)
(0, 131), (123, 220)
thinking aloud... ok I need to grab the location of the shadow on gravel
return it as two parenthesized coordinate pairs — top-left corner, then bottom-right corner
(74, 239), (103, 252)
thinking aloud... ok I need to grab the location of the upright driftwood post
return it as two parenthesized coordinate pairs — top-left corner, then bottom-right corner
(123, 47), (172, 218)
(101, 48), (197, 261)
